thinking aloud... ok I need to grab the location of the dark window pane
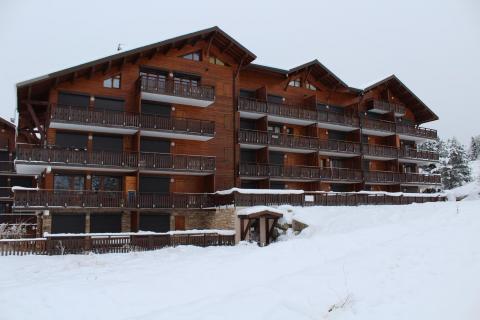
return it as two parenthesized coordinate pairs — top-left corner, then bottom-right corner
(240, 150), (256, 163)
(139, 214), (170, 232)
(92, 135), (123, 152)
(240, 119), (256, 130)
(54, 175), (69, 190)
(10, 177), (34, 188)
(58, 93), (90, 108)
(56, 132), (88, 150)
(267, 95), (284, 104)
(239, 90), (256, 98)
(90, 214), (122, 233)
(139, 176), (170, 193)
(52, 214), (85, 234)
(94, 97), (125, 112)
(269, 151), (284, 165)
(270, 181), (285, 189)
(328, 130), (347, 141)
(141, 102), (171, 116)
(140, 139), (170, 153)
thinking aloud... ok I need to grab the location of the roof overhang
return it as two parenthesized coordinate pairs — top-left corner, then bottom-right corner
(363, 75), (438, 124)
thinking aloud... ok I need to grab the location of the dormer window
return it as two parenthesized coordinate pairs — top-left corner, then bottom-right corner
(288, 79), (301, 88)
(306, 81), (316, 91)
(103, 74), (121, 89)
(181, 51), (201, 61)
(209, 56), (226, 66)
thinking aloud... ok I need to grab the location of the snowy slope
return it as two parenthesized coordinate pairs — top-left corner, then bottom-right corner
(1, 201), (479, 320)
(447, 160), (480, 200)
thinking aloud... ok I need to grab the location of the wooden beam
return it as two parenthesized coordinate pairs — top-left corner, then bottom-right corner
(206, 31), (217, 57)
(103, 60), (112, 75)
(26, 103), (44, 141)
(221, 41), (233, 53)
(21, 100), (49, 106)
(88, 66), (95, 79)
(241, 219), (252, 240)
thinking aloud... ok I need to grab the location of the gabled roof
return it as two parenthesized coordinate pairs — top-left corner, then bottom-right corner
(245, 59), (349, 90)
(362, 75), (438, 124)
(288, 59), (349, 89)
(16, 26), (256, 100)
(0, 116), (15, 130)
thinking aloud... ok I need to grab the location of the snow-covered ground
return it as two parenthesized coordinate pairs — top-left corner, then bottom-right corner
(447, 160), (480, 200)
(1, 201), (479, 320)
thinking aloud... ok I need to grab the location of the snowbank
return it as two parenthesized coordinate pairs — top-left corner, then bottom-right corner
(236, 206), (284, 216)
(1, 201), (479, 320)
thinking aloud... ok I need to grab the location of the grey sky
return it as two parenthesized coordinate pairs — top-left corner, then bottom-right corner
(1, 0), (479, 144)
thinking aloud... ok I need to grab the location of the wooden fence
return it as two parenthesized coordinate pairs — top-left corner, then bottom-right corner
(0, 233), (235, 256)
(216, 191), (446, 207)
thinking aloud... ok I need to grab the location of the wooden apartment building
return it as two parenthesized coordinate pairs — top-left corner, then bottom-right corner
(12, 27), (441, 235)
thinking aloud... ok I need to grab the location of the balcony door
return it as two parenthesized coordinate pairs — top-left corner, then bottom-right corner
(94, 97), (125, 112)
(55, 132), (88, 150)
(141, 101), (171, 117)
(269, 151), (284, 165)
(58, 92), (89, 108)
(54, 174), (84, 190)
(140, 138), (170, 153)
(139, 176), (170, 193)
(92, 135), (123, 152)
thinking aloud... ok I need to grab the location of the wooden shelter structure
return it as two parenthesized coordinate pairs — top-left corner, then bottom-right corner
(236, 209), (283, 246)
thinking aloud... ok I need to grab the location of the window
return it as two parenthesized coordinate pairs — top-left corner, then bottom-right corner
(54, 175), (85, 191)
(288, 79), (301, 88)
(306, 81), (316, 91)
(173, 72), (200, 88)
(209, 56), (226, 66)
(180, 51), (201, 61)
(239, 89), (256, 99)
(92, 176), (122, 192)
(58, 92), (89, 108)
(94, 97), (125, 112)
(92, 135), (123, 152)
(103, 74), (121, 89)
(55, 132), (88, 150)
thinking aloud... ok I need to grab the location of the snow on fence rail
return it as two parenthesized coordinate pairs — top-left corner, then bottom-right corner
(0, 232), (235, 256)
(215, 189), (447, 207)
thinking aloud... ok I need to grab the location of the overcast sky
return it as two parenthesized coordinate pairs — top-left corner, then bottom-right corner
(1, 0), (479, 144)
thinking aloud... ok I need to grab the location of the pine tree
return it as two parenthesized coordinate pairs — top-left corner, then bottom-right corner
(419, 138), (444, 175)
(440, 138), (472, 189)
(468, 135), (480, 160)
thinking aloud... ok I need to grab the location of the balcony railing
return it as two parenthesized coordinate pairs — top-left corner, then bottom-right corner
(239, 163), (362, 182)
(239, 129), (361, 155)
(360, 117), (396, 133)
(365, 171), (441, 184)
(399, 148), (439, 162)
(362, 144), (398, 158)
(16, 146), (215, 173)
(13, 190), (214, 209)
(51, 105), (215, 136)
(238, 129), (318, 151)
(139, 153), (215, 172)
(368, 100), (406, 116)
(319, 140), (361, 155)
(16, 146), (138, 169)
(396, 123), (437, 140)
(140, 76), (215, 101)
(238, 97), (359, 127)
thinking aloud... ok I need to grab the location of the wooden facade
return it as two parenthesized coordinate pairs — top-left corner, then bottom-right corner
(12, 27), (441, 235)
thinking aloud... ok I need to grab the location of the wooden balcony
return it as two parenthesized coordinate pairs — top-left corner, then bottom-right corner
(50, 105), (215, 141)
(238, 129), (318, 153)
(140, 76), (215, 107)
(396, 123), (437, 141)
(13, 190), (214, 210)
(318, 140), (361, 157)
(362, 144), (398, 160)
(238, 97), (359, 130)
(15, 146), (215, 175)
(239, 163), (362, 183)
(365, 171), (441, 185)
(367, 100), (406, 116)
(398, 148), (439, 163)
(138, 153), (215, 175)
(360, 117), (396, 136)
(238, 129), (360, 157)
